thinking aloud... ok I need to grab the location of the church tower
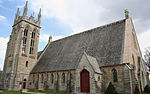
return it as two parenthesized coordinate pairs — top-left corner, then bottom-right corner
(2, 1), (41, 90)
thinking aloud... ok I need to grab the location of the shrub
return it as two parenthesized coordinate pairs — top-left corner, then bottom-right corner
(105, 82), (118, 94)
(144, 85), (150, 94)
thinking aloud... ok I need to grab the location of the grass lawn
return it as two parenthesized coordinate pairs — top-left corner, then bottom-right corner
(0, 90), (69, 94)
(0, 91), (27, 94)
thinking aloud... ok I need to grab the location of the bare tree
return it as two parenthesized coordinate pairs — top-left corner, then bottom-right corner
(144, 47), (150, 71)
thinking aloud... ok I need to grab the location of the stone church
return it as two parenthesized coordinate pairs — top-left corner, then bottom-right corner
(1, 1), (149, 94)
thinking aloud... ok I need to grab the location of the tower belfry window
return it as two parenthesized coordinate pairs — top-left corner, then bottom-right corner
(51, 74), (54, 84)
(31, 32), (35, 39)
(30, 40), (34, 46)
(22, 28), (28, 53)
(30, 32), (36, 54)
(24, 28), (28, 36)
(29, 47), (34, 54)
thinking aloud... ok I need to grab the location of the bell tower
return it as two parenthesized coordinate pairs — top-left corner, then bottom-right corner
(2, 1), (41, 90)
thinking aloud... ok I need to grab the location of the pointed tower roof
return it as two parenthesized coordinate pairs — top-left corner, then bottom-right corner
(38, 8), (41, 21)
(15, 8), (20, 18)
(16, 8), (20, 15)
(23, 1), (28, 17)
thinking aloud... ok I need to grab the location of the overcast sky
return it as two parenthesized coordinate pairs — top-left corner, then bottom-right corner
(0, 0), (150, 70)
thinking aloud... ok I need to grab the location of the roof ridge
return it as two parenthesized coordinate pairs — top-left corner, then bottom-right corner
(51, 19), (126, 43)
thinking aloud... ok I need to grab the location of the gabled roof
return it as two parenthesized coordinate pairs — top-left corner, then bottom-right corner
(31, 19), (126, 73)
(83, 51), (102, 74)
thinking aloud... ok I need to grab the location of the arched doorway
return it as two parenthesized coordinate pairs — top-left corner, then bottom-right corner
(80, 69), (90, 92)
(22, 79), (27, 89)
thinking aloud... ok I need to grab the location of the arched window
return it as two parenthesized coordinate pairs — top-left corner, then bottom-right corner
(33, 75), (35, 83)
(22, 27), (28, 53)
(56, 73), (59, 82)
(41, 74), (44, 83)
(46, 74), (48, 81)
(62, 73), (65, 83)
(30, 31), (36, 54)
(98, 76), (100, 81)
(138, 56), (141, 64)
(31, 32), (36, 39)
(137, 56), (141, 70)
(37, 74), (39, 82)
(70, 73), (72, 81)
(51, 74), (54, 84)
(29, 47), (34, 54)
(68, 72), (72, 92)
(30, 40), (34, 46)
(24, 28), (28, 36)
(25, 61), (28, 67)
(132, 55), (135, 64)
(112, 69), (118, 82)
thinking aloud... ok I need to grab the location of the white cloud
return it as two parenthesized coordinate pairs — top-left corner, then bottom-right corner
(138, 30), (150, 53)
(16, 4), (24, 8)
(40, 33), (64, 43)
(0, 15), (6, 22)
(27, 0), (107, 33)
(0, 37), (9, 70)
(38, 33), (64, 51)
(23, 0), (150, 55)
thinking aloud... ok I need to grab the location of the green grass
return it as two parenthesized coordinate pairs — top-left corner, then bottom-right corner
(0, 91), (28, 94)
(0, 90), (69, 94)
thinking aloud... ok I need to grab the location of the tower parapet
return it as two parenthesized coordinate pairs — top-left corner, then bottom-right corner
(14, 1), (41, 27)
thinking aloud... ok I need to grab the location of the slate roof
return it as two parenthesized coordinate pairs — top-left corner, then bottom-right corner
(31, 19), (126, 73)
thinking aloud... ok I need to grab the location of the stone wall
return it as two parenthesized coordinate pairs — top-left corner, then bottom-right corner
(2, 9), (40, 90)
(28, 53), (102, 94)
(123, 17), (148, 92)
(101, 65), (125, 94)
(28, 70), (75, 92)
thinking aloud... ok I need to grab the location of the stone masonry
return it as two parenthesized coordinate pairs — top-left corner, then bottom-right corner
(2, 1), (41, 90)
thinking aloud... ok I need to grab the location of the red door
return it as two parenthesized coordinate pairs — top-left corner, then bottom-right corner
(80, 69), (90, 92)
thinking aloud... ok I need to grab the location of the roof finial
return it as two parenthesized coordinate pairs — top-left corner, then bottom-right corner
(38, 8), (41, 21)
(14, 8), (20, 23)
(25, 1), (28, 8)
(32, 11), (34, 16)
(16, 8), (20, 15)
(124, 9), (129, 19)
(48, 36), (52, 43)
(23, 1), (28, 17)
(16, 8), (20, 18)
